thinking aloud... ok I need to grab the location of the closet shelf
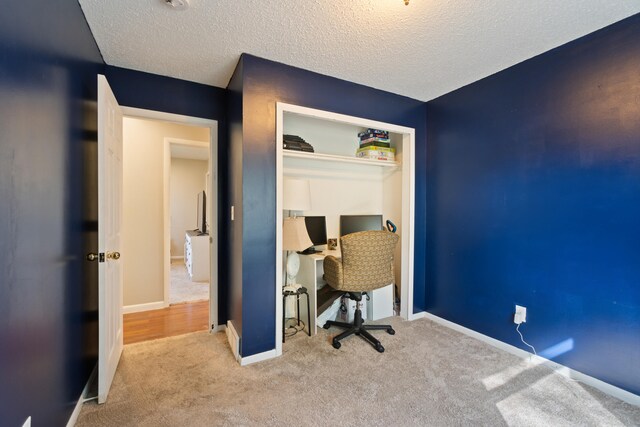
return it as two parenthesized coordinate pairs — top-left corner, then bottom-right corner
(283, 150), (399, 168)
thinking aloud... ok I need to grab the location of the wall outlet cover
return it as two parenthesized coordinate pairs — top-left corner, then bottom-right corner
(514, 305), (527, 324)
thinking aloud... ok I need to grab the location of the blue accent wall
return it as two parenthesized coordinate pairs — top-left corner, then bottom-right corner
(426, 14), (640, 395)
(238, 54), (427, 356)
(0, 0), (104, 425)
(104, 65), (230, 325)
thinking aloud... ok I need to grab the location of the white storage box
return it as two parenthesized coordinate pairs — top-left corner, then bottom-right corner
(317, 297), (341, 328)
(367, 284), (394, 320)
(339, 295), (367, 323)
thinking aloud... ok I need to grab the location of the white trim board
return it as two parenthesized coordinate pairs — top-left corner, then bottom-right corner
(408, 311), (426, 321)
(120, 107), (216, 127)
(67, 397), (83, 427)
(122, 301), (167, 314)
(240, 349), (278, 366)
(65, 364), (96, 427)
(213, 324), (226, 332)
(224, 323), (277, 366)
(226, 321), (240, 361)
(422, 312), (640, 407)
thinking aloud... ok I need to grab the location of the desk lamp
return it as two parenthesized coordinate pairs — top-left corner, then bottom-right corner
(282, 217), (313, 287)
(283, 178), (312, 288)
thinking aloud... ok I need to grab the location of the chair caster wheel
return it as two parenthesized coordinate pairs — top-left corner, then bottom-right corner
(323, 323), (330, 329)
(387, 328), (395, 335)
(332, 341), (341, 349)
(375, 344), (385, 353)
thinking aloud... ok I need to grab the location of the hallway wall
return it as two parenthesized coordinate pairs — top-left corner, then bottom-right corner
(170, 158), (209, 257)
(122, 117), (209, 307)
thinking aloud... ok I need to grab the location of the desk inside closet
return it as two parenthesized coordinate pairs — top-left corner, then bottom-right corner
(276, 102), (415, 351)
(297, 249), (395, 336)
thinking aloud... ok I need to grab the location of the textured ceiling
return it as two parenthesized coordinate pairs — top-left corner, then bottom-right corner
(78, 0), (640, 101)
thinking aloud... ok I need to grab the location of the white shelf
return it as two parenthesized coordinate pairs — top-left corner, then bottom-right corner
(283, 150), (399, 168)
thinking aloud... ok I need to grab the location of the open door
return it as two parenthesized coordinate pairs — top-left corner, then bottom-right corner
(97, 75), (124, 403)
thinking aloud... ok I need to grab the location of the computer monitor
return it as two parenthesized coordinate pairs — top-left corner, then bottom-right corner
(340, 214), (383, 236)
(303, 216), (327, 249)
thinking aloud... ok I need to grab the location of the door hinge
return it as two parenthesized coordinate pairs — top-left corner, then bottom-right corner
(211, 323), (215, 331)
(99, 253), (105, 263)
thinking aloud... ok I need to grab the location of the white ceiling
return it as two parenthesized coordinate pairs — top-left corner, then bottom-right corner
(79, 0), (640, 101)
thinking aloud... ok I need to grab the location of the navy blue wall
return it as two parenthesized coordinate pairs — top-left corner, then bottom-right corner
(0, 1), (104, 425)
(239, 54), (427, 356)
(104, 65), (230, 326)
(426, 14), (640, 394)
(226, 58), (244, 338)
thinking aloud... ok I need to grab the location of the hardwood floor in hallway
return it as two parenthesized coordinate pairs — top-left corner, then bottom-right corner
(124, 300), (209, 344)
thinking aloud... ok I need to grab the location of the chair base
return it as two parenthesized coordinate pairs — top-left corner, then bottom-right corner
(323, 307), (395, 353)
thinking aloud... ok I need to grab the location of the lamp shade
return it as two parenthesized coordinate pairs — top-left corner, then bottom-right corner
(283, 178), (311, 211)
(282, 217), (313, 251)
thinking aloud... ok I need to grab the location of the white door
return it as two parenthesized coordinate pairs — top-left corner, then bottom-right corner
(97, 75), (124, 404)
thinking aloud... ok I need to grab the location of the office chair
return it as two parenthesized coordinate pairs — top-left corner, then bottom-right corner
(322, 230), (399, 352)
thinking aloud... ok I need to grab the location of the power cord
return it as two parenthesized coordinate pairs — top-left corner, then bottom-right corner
(515, 323), (586, 391)
(516, 323), (537, 356)
(284, 319), (306, 338)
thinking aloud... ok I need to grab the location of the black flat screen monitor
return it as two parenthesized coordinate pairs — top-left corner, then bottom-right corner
(303, 216), (327, 247)
(196, 190), (207, 234)
(340, 214), (383, 236)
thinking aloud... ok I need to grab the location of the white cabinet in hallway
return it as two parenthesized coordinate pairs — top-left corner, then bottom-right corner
(184, 230), (209, 281)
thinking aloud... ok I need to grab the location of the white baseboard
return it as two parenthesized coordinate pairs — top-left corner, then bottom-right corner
(211, 324), (226, 333)
(122, 301), (168, 314)
(240, 349), (277, 366)
(66, 364), (96, 427)
(226, 321), (240, 361)
(422, 312), (640, 407)
(409, 311), (426, 321)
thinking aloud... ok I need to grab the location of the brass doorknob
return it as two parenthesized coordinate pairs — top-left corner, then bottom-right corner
(106, 251), (121, 260)
(87, 253), (99, 262)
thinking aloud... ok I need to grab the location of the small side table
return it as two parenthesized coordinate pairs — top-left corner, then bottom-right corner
(282, 286), (311, 342)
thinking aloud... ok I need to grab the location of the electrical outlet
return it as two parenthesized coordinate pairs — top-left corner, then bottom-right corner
(514, 305), (527, 324)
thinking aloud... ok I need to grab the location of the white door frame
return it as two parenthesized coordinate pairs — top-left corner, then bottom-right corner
(120, 106), (220, 332)
(163, 137), (211, 306)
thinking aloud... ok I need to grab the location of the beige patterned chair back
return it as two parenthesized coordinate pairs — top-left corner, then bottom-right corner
(323, 230), (399, 292)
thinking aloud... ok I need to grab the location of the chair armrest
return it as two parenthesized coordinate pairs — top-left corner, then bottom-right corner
(323, 256), (343, 288)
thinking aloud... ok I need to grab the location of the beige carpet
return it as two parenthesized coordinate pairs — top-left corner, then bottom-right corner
(77, 317), (640, 426)
(170, 259), (208, 305)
